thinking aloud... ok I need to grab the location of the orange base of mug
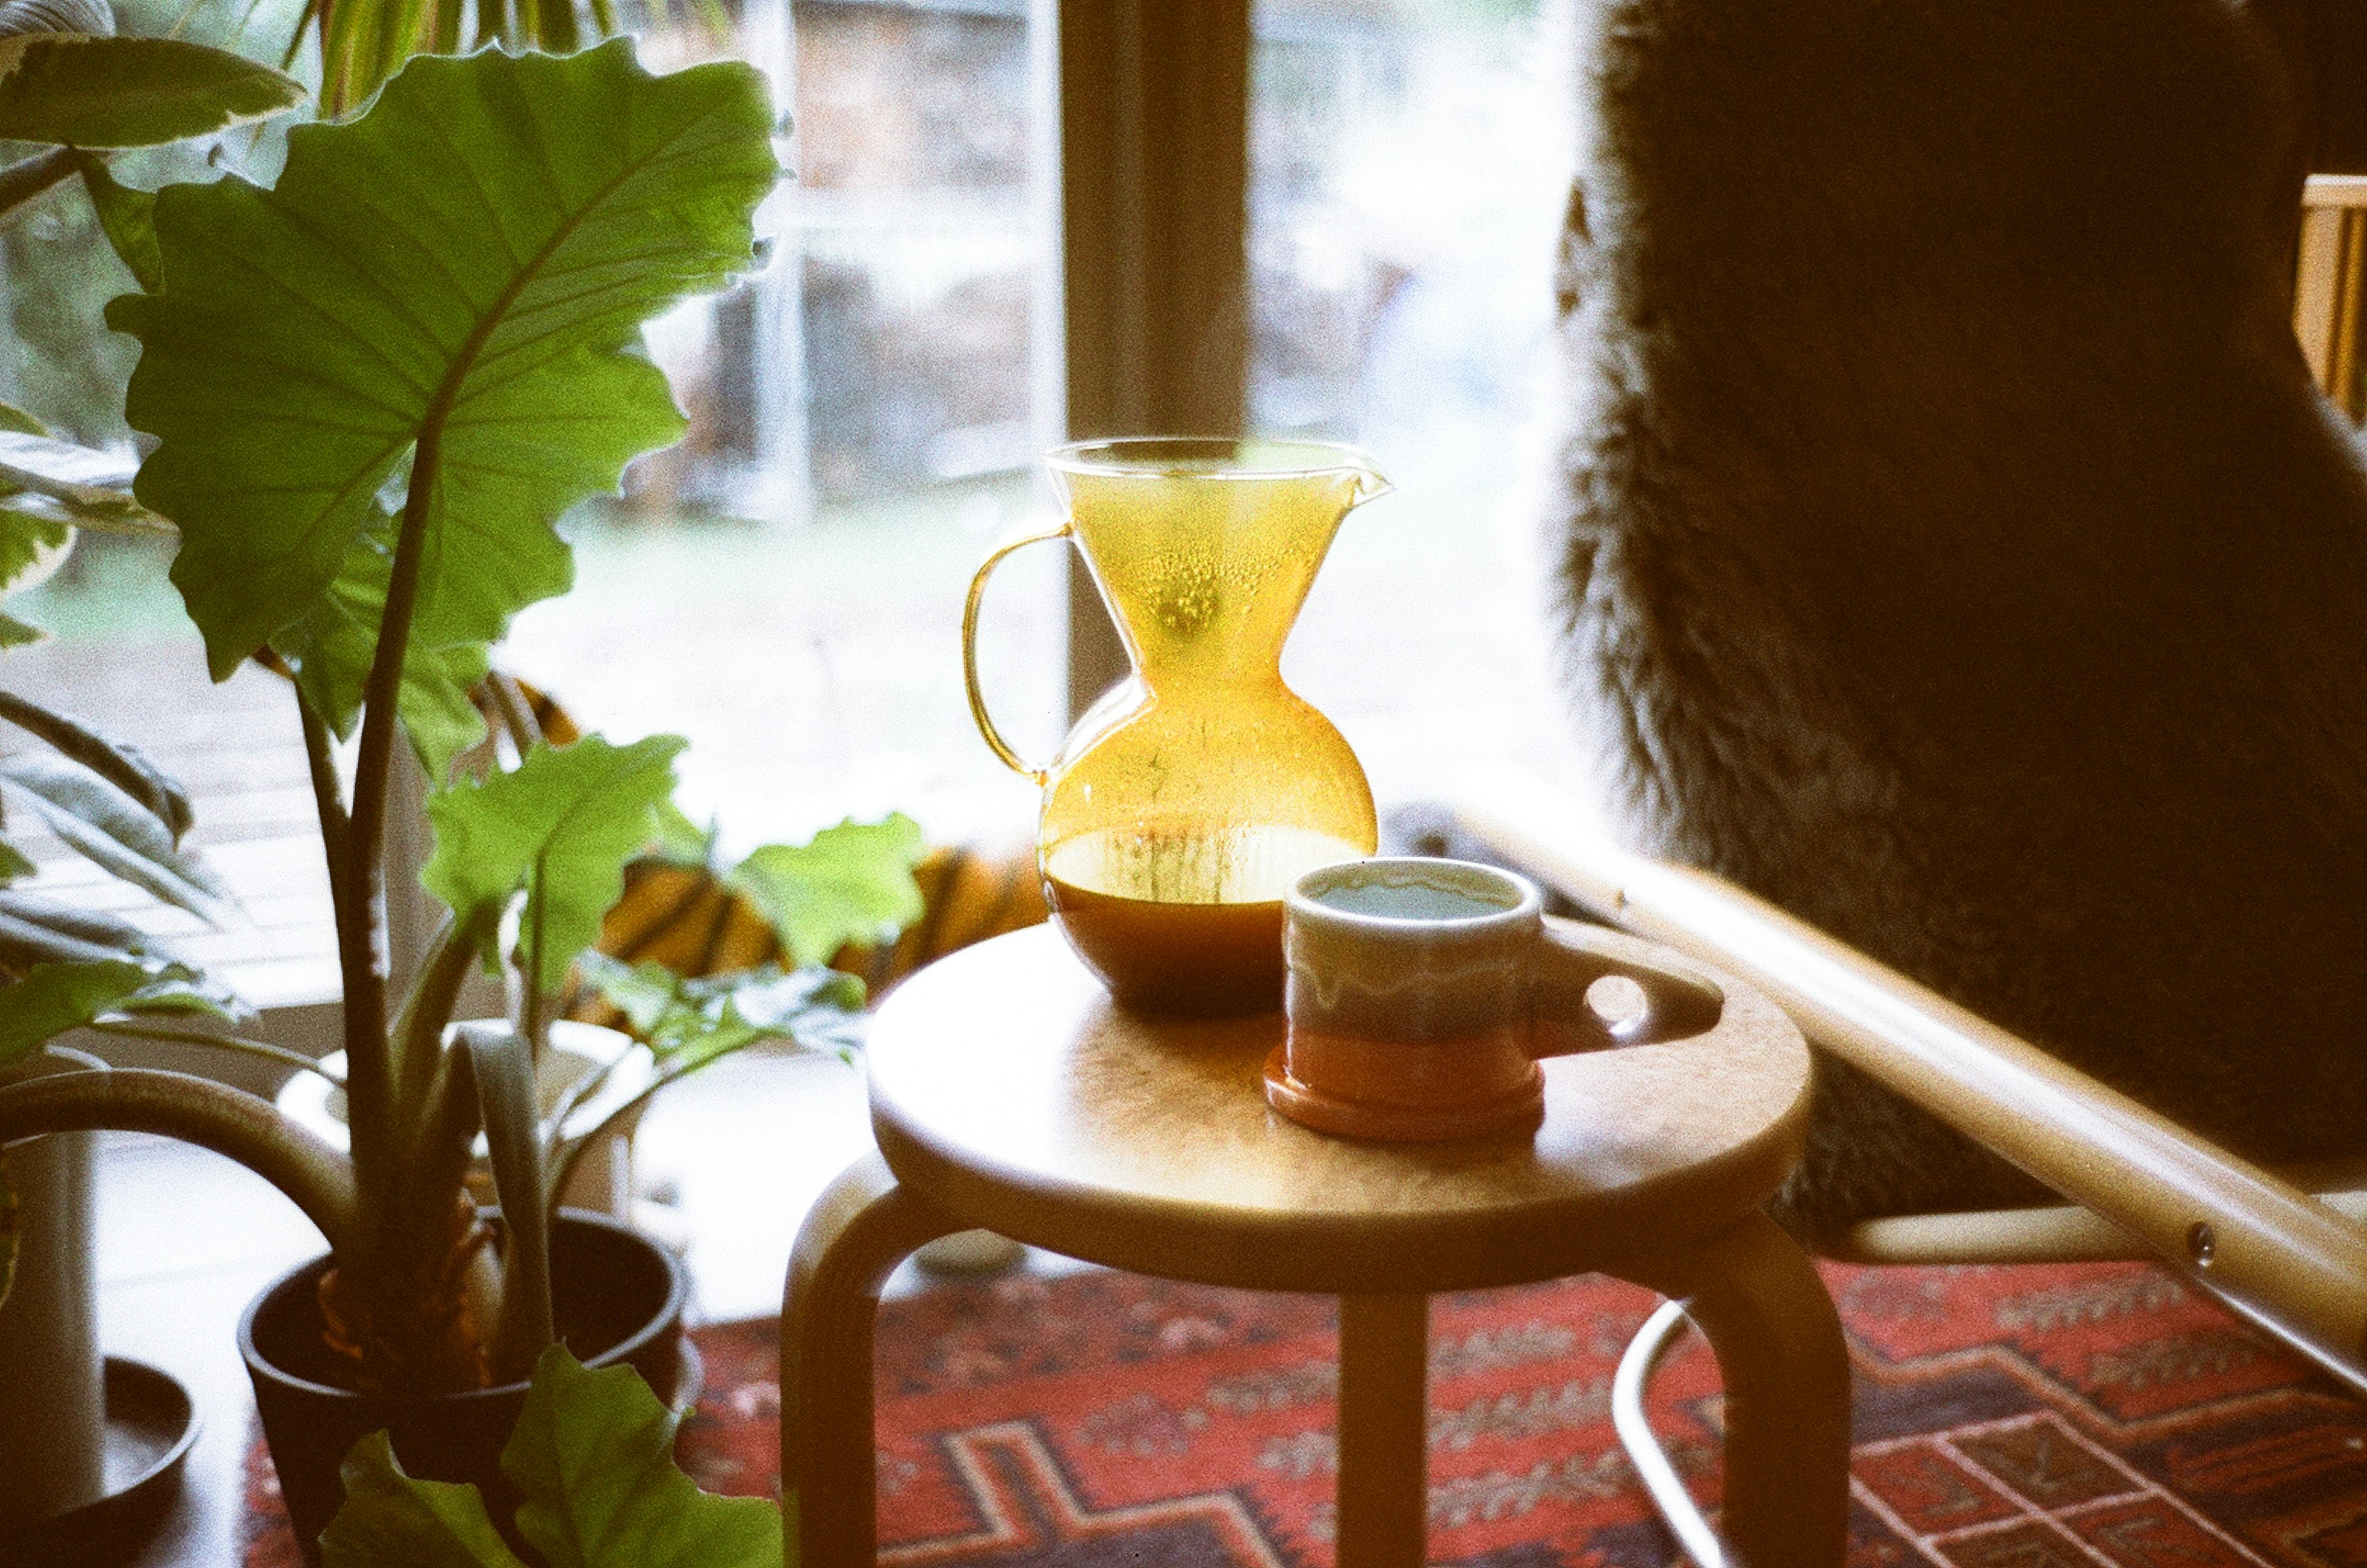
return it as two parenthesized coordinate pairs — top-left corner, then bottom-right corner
(1261, 1046), (1545, 1143)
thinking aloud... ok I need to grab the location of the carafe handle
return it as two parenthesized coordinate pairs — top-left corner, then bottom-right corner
(962, 518), (1073, 785)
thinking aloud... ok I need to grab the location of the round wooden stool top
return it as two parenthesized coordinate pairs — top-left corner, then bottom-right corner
(865, 920), (1812, 1296)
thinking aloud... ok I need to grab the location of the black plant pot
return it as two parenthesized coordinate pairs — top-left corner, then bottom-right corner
(240, 1209), (687, 1562)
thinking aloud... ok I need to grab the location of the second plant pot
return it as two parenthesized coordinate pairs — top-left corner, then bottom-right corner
(240, 1207), (688, 1562)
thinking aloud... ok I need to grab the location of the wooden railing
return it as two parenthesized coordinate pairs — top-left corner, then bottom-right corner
(1453, 766), (2367, 1397)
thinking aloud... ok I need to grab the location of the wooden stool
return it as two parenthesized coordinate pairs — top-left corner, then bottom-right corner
(781, 921), (1847, 1567)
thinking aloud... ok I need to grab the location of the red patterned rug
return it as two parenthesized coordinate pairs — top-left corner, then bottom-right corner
(245, 1260), (2367, 1566)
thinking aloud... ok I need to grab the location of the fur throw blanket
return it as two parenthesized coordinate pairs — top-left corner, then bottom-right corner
(1553, 0), (2367, 1241)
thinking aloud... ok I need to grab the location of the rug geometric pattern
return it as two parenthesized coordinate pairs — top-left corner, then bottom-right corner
(245, 1260), (2367, 1566)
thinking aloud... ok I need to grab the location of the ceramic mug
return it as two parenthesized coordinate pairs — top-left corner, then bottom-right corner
(1261, 857), (1724, 1141)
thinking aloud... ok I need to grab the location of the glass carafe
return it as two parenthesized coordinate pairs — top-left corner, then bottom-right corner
(963, 438), (1389, 1015)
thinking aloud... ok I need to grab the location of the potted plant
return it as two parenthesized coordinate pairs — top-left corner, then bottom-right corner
(0, 32), (923, 1556)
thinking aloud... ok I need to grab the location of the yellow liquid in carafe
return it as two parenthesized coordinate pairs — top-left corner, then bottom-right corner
(1042, 824), (1367, 1016)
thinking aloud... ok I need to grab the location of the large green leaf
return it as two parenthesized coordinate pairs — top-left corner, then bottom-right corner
(0, 751), (233, 922)
(423, 735), (685, 994)
(319, 1432), (529, 1568)
(727, 815), (927, 968)
(505, 1347), (780, 1568)
(0, 34), (304, 148)
(108, 42), (777, 757)
(318, 1349), (776, 1568)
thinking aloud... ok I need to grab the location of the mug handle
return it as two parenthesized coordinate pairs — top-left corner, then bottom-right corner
(1531, 921), (1725, 1055)
(962, 519), (1073, 785)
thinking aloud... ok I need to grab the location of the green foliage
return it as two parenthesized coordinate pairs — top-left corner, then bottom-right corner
(729, 815), (928, 968)
(301, 0), (734, 120)
(507, 1347), (779, 1568)
(0, 511), (67, 590)
(73, 152), (160, 293)
(0, 510), (67, 646)
(108, 41), (778, 771)
(423, 735), (687, 994)
(319, 1432), (528, 1568)
(0, 425), (170, 533)
(0, 690), (194, 840)
(0, 749), (231, 921)
(0, 957), (229, 1061)
(0, 886), (203, 971)
(0, 417), (170, 642)
(275, 533), (493, 780)
(579, 953), (865, 1070)
(321, 1348), (780, 1568)
(0, 33), (303, 148)
(0, 179), (142, 444)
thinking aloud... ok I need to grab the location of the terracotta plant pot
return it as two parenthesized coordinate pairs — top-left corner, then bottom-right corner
(240, 1208), (687, 1562)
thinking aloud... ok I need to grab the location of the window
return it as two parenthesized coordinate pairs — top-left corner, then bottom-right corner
(4, 0), (1590, 1028)
(1248, 0), (1584, 807)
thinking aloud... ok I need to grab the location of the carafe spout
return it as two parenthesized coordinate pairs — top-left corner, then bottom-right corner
(1346, 460), (1393, 508)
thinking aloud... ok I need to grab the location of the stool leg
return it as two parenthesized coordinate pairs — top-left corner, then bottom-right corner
(1617, 1214), (1850, 1568)
(1336, 1292), (1428, 1568)
(781, 1151), (960, 1568)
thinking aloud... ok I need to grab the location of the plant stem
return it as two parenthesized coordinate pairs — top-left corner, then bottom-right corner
(391, 909), (484, 1137)
(405, 1043), (480, 1221)
(462, 1023), (552, 1382)
(259, 653), (358, 970)
(0, 149), (81, 224)
(87, 1021), (345, 1087)
(341, 423), (442, 1237)
(520, 858), (547, 1064)
(0, 1069), (358, 1258)
(286, 662), (353, 894)
(542, 1037), (631, 1153)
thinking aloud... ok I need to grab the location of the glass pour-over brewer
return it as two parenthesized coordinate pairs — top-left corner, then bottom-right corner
(963, 438), (1391, 1016)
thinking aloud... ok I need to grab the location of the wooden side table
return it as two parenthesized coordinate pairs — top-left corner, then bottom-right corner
(782, 921), (1848, 1567)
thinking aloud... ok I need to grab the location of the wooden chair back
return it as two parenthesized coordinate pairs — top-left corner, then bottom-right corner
(2297, 174), (2367, 415)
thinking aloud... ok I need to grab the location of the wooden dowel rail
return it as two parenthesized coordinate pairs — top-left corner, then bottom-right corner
(1453, 764), (2367, 1394)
